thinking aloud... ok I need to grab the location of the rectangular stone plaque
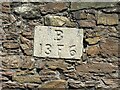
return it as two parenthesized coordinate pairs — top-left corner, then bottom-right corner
(33, 26), (83, 59)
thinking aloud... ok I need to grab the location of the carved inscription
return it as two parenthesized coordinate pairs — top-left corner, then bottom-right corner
(69, 45), (76, 57)
(34, 26), (83, 59)
(55, 30), (63, 41)
(45, 44), (52, 55)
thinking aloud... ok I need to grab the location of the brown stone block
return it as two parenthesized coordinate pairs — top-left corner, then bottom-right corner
(22, 31), (33, 39)
(3, 42), (19, 49)
(20, 35), (32, 48)
(20, 44), (32, 56)
(39, 80), (66, 88)
(100, 38), (119, 57)
(19, 56), (35, 69)
(40, 2), (67, 14)
(2, 55), (21, 69)
(12, 75), (41, 83)
(79, 20), (96, 28)
(73, 11), (95, 20)
(76, 63), (117, 73)
(1, 6), (11, 13)
(2, 2), (10, 7)
(86, 45), (100, 57)
(97, 13), (118, 25)
(85, 37), (101, 45)
(44, 15), (76, 27)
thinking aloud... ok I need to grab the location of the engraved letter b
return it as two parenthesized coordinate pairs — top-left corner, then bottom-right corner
(55, 30), (63, 41)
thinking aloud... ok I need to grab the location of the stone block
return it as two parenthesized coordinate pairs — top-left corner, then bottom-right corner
(14, 3), (41, 18)
(46, 60), (68, 71)
(97, 13), (118, 25)
(70, 2), (117, 10)
(40, 2), (67, 14)
(73, 12), (95, 20)
(85, 37), (100, 45)
(39, 80), (66, 88)
(12, 75), (41, 83)
(2, 55), (21, 69)
(76, 63), (117, 73)
(102, 6), (120, 13)
(44, 15), (76, 27)
(79, 20), (96, 28)
(3, 42), (19, 49)
(20, 56), (35, 69)
(86, 45), (100, 57)
(34, 26), (83, 59)
(100, 38), (119, 57)
(2, 2), (11, 13)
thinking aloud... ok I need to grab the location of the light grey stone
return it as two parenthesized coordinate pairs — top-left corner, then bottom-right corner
(34, 26), (83, 59)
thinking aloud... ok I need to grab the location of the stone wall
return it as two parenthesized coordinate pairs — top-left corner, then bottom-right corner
(1, 2), (120, 90)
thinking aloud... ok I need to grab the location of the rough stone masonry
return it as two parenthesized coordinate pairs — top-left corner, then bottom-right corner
(0, 1), (120, 90)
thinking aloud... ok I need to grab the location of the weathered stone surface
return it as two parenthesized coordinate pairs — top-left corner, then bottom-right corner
(14, 4), (41, 18)
(2, 55), (21, 69)
(39, 80), (66, 88)
(0, 76), (9, 81)
(3, 42), (19, 49)
(20, 56), (35, 69)
(10, 14), (16, 23)
(2, 81), (24, 89)
(35, 60), (45, 69)
(73, 12), (87, 20)
(102, 79), (114, 85)
(20, 35), (32, 48)
(34, 26), (83, 59)
(6, 34), (18, 40)
(97, 13), (118, 25)
(85, 37), (100, 45)
(70, 2), (117, 10)
(79, 20), (96, 28)
(102, 79), (119, 88)
(20, 44), (32, 56)
(14, 69), (35, 76)
(46, 60), (68, 71)
(20, 44), (29, 50)
(100, 38), (119, 57)
(68, 80), (83, 88)
(85, 80), (99, 87)
(102, 7), (120, 13)
(0, 34), (4, 40)
(2, 2), (10, 7)
(79, 12), (87, 19)
(39, 70), (59, 82)
(12, 75), (41, 83)
(87, 14), (96, 20)
(22, 31), (33, 39)
(85, 26), (118, 38)
(14, 4), (33, 13)
(1, 13), (9, 20)
(23, 49), (32, 56)
(85, 26), (119, 42)
(65, 72), (78, 79)
(73, 12), (95, 20)
(86, 45), (100, 57)
(1, 2), (120, 90)
(1, 71), (14, 77)
(40, 70), (57, 76)
(44, 15), (76, 27)
(40, 3), (67, 14)
(1, 2), (11, 13)
(76, 63), (117, 73)
(24, 83), (39, 89)
(40, 76), (59, 82)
